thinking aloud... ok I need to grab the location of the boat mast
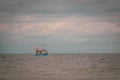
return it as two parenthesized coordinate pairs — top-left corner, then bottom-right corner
(42, 43), (45, 49)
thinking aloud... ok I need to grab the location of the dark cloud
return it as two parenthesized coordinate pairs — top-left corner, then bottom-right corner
(0, 0), (120, 21)
(0, 0), (120, 24)
(0, 0), (120, 14)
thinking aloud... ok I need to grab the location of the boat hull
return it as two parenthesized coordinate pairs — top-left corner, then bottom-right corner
(35, 53), (48, 56)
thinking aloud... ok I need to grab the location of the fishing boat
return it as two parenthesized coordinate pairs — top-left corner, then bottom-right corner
(35, 47), (48, 56)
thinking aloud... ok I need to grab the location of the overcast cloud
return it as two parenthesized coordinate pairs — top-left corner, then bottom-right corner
(0, 0), (120, 53)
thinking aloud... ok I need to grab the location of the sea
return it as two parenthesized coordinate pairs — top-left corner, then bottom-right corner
(0, 53), (120, 80)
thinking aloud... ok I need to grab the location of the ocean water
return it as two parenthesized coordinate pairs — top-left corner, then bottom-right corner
(0, 53), (120, 80)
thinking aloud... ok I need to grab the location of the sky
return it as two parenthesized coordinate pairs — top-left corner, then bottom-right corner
(0, 0), (120, 53)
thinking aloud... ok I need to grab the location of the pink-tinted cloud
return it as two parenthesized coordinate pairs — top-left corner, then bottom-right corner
(0, 15), (120, 42)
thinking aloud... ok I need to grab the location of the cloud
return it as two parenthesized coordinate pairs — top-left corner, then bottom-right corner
(1, 0), (120, 26)
(0, 0), (120, 27)
(1, 0), (120, 15)
(0, 0), (120, 53)
(1, 15), (120, 42)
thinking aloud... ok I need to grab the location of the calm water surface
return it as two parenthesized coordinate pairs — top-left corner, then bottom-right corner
(0, 53), (120, 80)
